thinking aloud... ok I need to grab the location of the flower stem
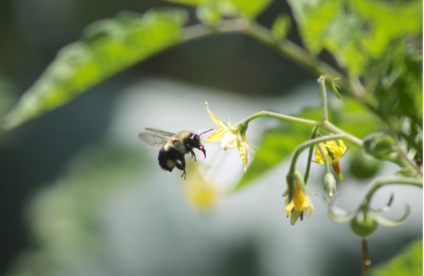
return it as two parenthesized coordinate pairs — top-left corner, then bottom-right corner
(239, 110), (320, 127)
(322, 121), (363, 146)
(364, 177), (423, 204)
(304, 126), (320, 184)
(290, 133), (347, 173)
(317, 143), (331, 174)
(318, 76), (328, 122)
(361, 239), (371, 275)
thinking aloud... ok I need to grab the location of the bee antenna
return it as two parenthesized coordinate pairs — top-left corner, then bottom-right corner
(198, 128), (214, 137)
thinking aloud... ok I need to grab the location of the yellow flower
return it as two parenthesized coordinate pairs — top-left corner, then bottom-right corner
(204, 102), (250, 171)
(284, 170), (314, 225)
(183, 163), (220, 211)
(315, 138), (347, 180)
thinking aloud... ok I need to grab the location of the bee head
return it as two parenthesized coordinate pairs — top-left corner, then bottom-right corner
(188, 129), (213, 158)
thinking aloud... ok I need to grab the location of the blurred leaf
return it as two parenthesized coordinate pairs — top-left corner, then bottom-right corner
(166, 0), (202, 4)
(370, 239), (423, 276)
(355, 0), (422, 59)
(272, 14), (291, 40)
(167, 0), (272, 19)
(288, 0), (342, 54)
(1, 9), (186, 130)
(288, 0), (422, 76)
(235, 97), (381, 191)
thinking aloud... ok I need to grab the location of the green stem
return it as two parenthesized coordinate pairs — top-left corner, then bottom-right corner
(318, 76), (328, 122)
(364, 177), (423, 203)
(290, 133), (347, 173)
(237, 110), (320, 127)
(317, 143), (331, 174)
(322, 121), (363, 146)
(304, 126), (320, 184)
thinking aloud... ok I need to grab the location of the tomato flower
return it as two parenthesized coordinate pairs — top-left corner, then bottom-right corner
(204, 102), (250, 171)
(315, 138), (347, 179)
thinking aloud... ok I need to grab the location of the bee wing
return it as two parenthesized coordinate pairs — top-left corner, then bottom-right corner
(138, 133), (169, 147)
(145, 128), (175, 138)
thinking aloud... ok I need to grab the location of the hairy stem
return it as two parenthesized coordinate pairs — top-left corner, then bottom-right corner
(304, 126), (320, 184)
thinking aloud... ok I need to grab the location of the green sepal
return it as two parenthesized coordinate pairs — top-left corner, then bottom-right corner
(373, 205), (410, 227)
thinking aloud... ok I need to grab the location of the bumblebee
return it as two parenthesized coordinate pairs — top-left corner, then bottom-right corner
(139, 128), (212, 179)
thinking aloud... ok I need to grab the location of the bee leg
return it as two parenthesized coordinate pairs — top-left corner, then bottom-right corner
(190, 150), (197, 161)
(175, 155), (187, 180)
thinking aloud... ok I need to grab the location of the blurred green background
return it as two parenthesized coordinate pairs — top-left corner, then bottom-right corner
(0, 0), (421, 276)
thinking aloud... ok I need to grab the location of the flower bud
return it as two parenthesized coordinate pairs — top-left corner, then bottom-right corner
(324, 173), (336, 198)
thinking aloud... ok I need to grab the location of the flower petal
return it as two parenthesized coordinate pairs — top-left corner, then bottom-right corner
(221, 131), (238, 150)
(204, 128), (225, 142)
(205, 102), (227, 129)
(237, 139), (249, 172)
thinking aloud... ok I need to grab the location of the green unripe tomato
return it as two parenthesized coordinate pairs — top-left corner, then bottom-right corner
(350, 216), (379, 238)
(349, 150), (382, 179)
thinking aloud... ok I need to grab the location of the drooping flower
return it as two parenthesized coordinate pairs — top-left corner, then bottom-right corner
(284, 170), (314, 225)
(204, 102), (250, 171)
(315, 138), (347, 179)
(183, 163), (220, 211)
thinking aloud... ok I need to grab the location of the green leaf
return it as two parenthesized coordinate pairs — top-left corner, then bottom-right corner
(1, 8), (186, 130)
(272, 14), (291, 40)
(288, 0), (423, 76)
(355, 0), (422, 59)
(370, 239), (422, 276)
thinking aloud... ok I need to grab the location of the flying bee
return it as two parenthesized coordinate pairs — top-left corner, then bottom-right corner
(138, 128), (213, 179)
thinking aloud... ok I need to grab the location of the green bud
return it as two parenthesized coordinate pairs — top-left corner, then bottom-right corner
(196, 3), (221, 25)
(350, 212), (379, 238)
(324, 173), (336, 198)
(272, 14), (291, 40)
(362, 133), (396, 160)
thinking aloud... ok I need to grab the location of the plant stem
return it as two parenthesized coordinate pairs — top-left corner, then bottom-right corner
(318, 76), (328, 122)
(364, 177), (423, 203)
(317, 143), (331, 174)
(240, 110), (320, 127)
(322, 121), (363, 146)
(304, 126), (320, 184)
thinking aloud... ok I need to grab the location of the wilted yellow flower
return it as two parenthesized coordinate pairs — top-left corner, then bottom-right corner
(284, 170), (314, 225)
(315, 138), (347, 180)
(204, 102), (250, 171)
(183, 164), (220, 211)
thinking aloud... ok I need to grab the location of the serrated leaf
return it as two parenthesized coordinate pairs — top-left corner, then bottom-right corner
(1, 9), (186, 130)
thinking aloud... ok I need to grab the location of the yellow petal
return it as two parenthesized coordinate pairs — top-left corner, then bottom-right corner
(285, 198), (295, 217)
(204, 128), (225, 142)
(293, 185), (306, 211)
(205, 102), (227, 129)
(338, 139), (347, 153)
(237, 139), (249, 172)
(315, 143), (330, 164)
